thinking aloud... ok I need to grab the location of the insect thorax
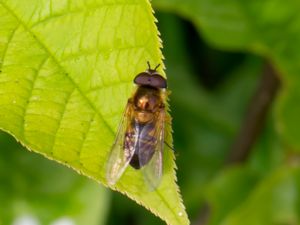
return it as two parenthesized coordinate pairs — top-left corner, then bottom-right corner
(133, 86), (163, 123)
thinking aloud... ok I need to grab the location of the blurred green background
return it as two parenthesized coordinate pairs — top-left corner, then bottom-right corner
(2, 1), (300, 225)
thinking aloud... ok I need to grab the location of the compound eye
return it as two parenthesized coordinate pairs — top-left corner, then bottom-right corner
(134, 72), (151, 86)
(151, 74), (167, 88)
(134, 73), (167, 88)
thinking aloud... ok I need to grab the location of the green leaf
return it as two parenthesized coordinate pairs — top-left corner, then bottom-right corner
(205, 166), (300, 225)
(275, 85), (300, 150)
(0, 1), (188, 224)
(0, 131), (110, 225)
(205, 166), (261, 225)
(203, 115), (287, 225)
(153, 0), (300, 53)
(152, 0), (300, 151)
(220, 166), (300, 225)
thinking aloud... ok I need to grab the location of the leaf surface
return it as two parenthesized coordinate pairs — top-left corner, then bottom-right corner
(0, 0), (188, 224)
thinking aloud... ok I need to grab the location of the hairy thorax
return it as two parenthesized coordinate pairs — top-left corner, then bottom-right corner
(133, 86), (163, 124)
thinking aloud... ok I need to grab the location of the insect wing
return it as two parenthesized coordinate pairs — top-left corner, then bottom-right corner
(139, 109), (165, 190)
(106, 101), (135, 186)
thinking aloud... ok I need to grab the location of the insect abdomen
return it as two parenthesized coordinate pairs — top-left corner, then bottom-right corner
(124, 122), (156, 169)
(130, 136), (156, 169)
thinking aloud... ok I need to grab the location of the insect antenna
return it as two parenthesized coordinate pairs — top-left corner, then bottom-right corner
(147, 61), (161, 72)
(147, 61), (151, 70)
(154, 64), (161, 71)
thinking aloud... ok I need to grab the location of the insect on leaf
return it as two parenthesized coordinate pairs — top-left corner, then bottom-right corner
(0, 0), (189, 224)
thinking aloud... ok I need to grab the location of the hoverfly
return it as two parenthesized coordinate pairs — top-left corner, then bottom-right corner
(106, 62), (167, 190)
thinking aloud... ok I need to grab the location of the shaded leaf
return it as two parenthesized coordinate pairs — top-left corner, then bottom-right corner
(205, 166), (300, 225)
(205, 166), (261, 225)
(0, 131), (110, 225)
(205, 119), (287, 225)
(221, 166), (300, 225)
(155, 13), (265, 217)
(152, 0), (300, 151)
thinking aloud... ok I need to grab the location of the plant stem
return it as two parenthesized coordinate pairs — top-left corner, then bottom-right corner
(227, 61), (281, 163)
(193, 61), (281, 225)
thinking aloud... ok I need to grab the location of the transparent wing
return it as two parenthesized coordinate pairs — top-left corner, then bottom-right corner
(106, 100), (136, 186)
(139, 108), (165, 191)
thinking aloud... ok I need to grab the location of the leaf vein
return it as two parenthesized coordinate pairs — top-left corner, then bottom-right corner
(30, 2), (139, 28)
(0, 1), (115, 138)
(78, 113), (96, 163)
(61, 44), (147, 62)
(0, 24), (19, 72)
(22, 56), (49, 138)
(50, 88), (75, 155)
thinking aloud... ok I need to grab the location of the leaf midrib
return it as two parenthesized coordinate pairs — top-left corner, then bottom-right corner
(0, 1), (115, 137)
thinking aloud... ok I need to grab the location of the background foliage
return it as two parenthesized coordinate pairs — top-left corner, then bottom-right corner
(1, 0), (300, 225)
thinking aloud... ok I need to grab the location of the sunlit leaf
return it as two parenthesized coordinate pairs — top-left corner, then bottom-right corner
(0, 1), (188, 224)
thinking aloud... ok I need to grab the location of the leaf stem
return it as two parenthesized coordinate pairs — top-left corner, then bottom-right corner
(193, 61), (281, 225)
(227, 61), (281, 163)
